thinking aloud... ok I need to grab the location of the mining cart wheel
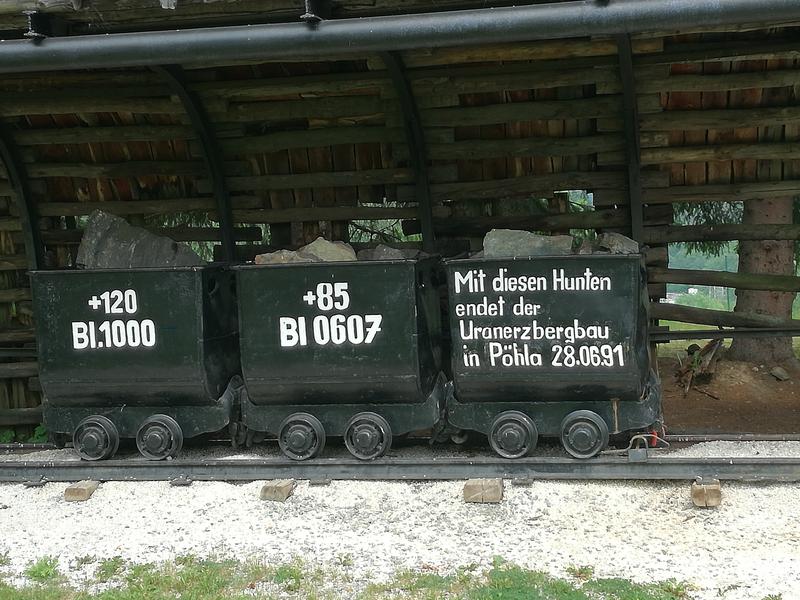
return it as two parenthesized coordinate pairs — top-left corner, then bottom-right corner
(560, 410), (609, 459)
(136, 414), (184, 460)
(344, 412), (392, 460)
(278, 413), (326, 461)
(73, 415), (119, 461)
(488, 411), (538, 459)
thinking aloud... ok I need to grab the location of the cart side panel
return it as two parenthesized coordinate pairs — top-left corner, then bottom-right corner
(446, 255), (649, 404)
(31, 268), (224, 407)
(236, 261), (426, 405)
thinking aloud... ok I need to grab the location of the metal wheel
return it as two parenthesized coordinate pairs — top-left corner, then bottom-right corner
(136, 414), (183, 460)
(560, 410), (609, 459)
(344, 412), (392, 460)
(488, 411), (538, 459)
(278, 413), (326, 461)
(73, 415), (119, 461)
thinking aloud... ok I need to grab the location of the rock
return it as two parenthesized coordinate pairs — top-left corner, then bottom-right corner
(575, 238), (596, 255)
(64, 480), (100, 502)
(357, 244), (415, 261)
(770, 366), (791, 381)
(691, 478), (721, 508)
(297, 237), (356, 262)
(483, 229), (573, 258)
(596, 232), (639, 255)
(308, 478), (332, 486)
(259, 479), (296, 502)
(463, 478), (504, 503)
(76, 210), (205, 269)
(254, 249), (315, 265)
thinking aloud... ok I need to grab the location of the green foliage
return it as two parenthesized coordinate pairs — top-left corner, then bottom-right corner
(0, 556), (694, 600)
(0, 429), (13, 444)
(23, 558), (59, 583)
(673, 200), (743, 257)
(0, 551), (9, 568)
(28, 425), (48, 444)
(349, 202), (420, 245)
(94, 558), (124, 583)
(566, 565), (595, 581)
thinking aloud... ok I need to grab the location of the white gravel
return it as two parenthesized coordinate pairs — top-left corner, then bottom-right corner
(1, 441), (800, 599)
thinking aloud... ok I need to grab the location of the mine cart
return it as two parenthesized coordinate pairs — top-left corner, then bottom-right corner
(234, 258), (445, 460)
(445, 254), (661, 459)
(30, 266), (241, 460)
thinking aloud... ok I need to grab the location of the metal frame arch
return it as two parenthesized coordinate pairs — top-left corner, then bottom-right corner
(0, 121), (43, 271)
(380, 51), (435, 253)
(153, 64), (236, 262)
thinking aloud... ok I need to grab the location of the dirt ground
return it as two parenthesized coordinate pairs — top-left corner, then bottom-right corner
(660, 356), (800, 434)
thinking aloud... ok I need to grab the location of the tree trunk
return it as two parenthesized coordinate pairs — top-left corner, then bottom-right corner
(728, 196), (799, 366)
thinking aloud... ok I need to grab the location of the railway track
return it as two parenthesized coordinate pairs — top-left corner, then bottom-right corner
(2, 452), (800, 483)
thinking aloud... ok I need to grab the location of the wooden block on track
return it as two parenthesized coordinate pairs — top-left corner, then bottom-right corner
(260, 479), (296, 502)
(463, 478), (504, 503)
(64, 480), (100, 502)
(691, 478), (722, 508)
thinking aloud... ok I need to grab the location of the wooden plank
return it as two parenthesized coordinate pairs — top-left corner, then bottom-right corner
(643, 224), (800, 244)
(649, 267), (800, 292)
(642, 180), (800, 205)
(409, 64), (620, 96)
(640, 106), (800, 131)
(424, 170), (669, 202)
(416, 96), (621, 127)
(32, 226), (262, 245)
(35, 196), (263, 217)
(0, 255), (27, 271)
(650, 303), (800, 328)
(14, 125), (197, 145)
(378, 37), (663, 69)
(0, 97), (183, 116)
(638, 143), (800, 165)
(426, 134), (624, 161)
(0, 218), (20, 231)
(26, 161), (207, 178)
(201, 168), (415, 194)
(217, 127), (405, 155)
(192, 72), (390, 99)
(0, 407), (42, 426)
(0, 362), (38, 379)
(0, 288), (31, 303)
(234, 205), (451, 224)
(0, 328), (34, 343)
(407, 209), (627, 236)
(212, 95), (389, 123)
(635, 68), (800, 93)
(637, 39), (800, 66)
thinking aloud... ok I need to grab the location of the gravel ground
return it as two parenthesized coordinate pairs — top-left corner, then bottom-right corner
(1, 441), (799, 599)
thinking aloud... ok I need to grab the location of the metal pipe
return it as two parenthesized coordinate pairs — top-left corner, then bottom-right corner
(1, 0), (800, 74)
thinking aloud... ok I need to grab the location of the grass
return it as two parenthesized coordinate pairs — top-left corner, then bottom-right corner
(0, 555), (703, 600)
(23, 557), (60, 584)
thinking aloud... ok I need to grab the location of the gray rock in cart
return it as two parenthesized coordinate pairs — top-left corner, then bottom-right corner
(357, 244), (417, 261)
(596, 232), (640, 254)
(77, 210), (205, 269)
(483, 229), (573, 258)
(296, 236), (357, 262)
(254, 249), (314, 265)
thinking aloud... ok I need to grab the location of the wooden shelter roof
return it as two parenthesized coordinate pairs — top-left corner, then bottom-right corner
(1, 3), (800, 419)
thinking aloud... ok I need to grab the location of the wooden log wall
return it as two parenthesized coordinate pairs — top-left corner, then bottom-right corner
(1, 25), (800, 423)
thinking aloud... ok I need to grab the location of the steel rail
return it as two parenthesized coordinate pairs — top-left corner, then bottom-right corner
(3, 455), (800, 483)
(1, 1), (800, 74)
